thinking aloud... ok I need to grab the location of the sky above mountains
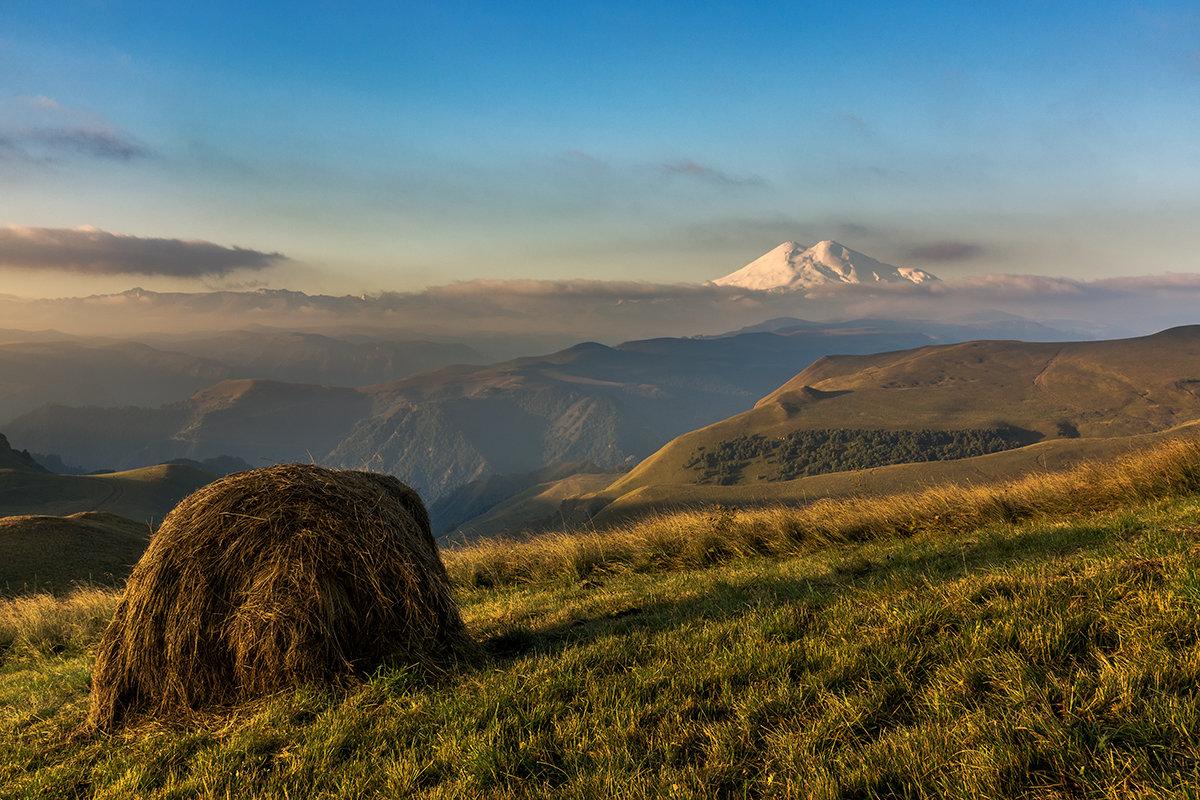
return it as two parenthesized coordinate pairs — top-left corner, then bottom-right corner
(1, 1), (1199, 305)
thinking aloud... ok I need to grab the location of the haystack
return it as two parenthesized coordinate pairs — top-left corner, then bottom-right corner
(87, 464), (468, 730)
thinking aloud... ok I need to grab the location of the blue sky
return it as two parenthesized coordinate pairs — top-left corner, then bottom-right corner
(2, 0), (1198, 299)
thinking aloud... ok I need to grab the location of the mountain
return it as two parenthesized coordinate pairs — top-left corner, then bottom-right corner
(428, 460), (611, 539)
(6, 379), (372, 472)
(710, 241), (937, 291)
(0, 339), (232, 425)
(719, 313), (1082, 343)
(5, 317), (1132, 514)
(139, 330), (483, 387)
(434, 326), (1200, 537)
(0, 331), (484, 425)
(6, 326), (941, 500)
(0, 433), (49, 473)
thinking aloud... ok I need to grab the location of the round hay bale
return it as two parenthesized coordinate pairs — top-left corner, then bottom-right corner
(87, 464), (468, 730)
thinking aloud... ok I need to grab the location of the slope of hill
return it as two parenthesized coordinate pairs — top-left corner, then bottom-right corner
(7, 440), (1200, 796)
(607, 326), (1200, 497)
(0, 433), (214, 522)
(0, 511), (151, 595)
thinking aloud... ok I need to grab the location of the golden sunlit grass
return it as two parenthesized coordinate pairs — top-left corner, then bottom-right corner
(0, 586), (117, 659)
(445, 435), (1200, 588)
(5, 437), (1200, 797)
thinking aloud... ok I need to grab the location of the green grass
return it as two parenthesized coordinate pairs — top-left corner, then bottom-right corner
(6, 441), (1200, 797)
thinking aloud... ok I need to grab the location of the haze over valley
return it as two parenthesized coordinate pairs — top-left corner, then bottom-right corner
(4, 238), (1200, 539)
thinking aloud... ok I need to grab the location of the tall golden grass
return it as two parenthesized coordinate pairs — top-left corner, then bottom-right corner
(445, 435), (1200, 587)
(0, 587), (118, 659)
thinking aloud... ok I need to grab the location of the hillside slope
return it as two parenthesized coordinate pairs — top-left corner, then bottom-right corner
(0, 511), (151, 595)
(608, 326), (1200, 495)
(0, 433), (214, 523)
(7, 440), (1200, 797)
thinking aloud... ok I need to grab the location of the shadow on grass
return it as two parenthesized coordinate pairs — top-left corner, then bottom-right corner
(480, 518), (1129, 662)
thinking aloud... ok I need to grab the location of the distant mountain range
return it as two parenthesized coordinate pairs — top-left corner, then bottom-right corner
(3, 313), (1103, 535)
(14, 303), (1175, 540)
(440, 326), (1200, 538)
(710, 240), (937, 291)
(0, 331), (481, 424)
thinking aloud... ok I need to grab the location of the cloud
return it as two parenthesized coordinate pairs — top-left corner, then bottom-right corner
(905, 240), (985, 262)
(839, 112), (869, 131)
(659, 159), (764, 187)
(2, 269), (1199, 346)
(25, 127), (148, 160)
(0, 225), (288, 277)
(17, 95), (63, 111)
(1, 96), (150, 163)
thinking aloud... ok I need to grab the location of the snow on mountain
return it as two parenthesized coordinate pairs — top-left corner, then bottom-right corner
(709, 241), (938, 291)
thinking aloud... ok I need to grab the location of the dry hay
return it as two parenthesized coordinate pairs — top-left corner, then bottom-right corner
(87, 464), (469, 730)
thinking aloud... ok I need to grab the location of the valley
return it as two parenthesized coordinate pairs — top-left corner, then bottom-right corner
(1, 308), (1118, 539)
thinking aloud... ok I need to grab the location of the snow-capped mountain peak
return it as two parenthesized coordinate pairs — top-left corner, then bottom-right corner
(709, 240), (938, 291)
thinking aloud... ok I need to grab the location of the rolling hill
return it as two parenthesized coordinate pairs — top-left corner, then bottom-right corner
(606, 325), (1200, 495)
(0, 511), (152, 595)
(0, 433), (214, 523)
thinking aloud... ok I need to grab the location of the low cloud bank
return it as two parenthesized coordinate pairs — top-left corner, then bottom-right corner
(1, 271), (1199, 346)
(0, 225), (287, 277)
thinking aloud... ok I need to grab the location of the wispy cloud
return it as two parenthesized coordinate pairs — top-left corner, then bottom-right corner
(838, 112), (869, 131)
(16, 95), (64, 111)
(1, 96), (149, 163)
(0, 225), (287, 277)
(24, 127), (148, 160)
(659, 159), (764, 187)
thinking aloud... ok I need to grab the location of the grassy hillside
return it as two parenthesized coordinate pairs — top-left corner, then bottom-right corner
(0, 463), (214, 524)
(607, 326), (1200, 497)
(0, 512), (151, 596)
(4, 438), (1200, 797)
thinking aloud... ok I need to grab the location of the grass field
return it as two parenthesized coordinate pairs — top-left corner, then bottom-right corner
(4, 439), (1200, 797)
